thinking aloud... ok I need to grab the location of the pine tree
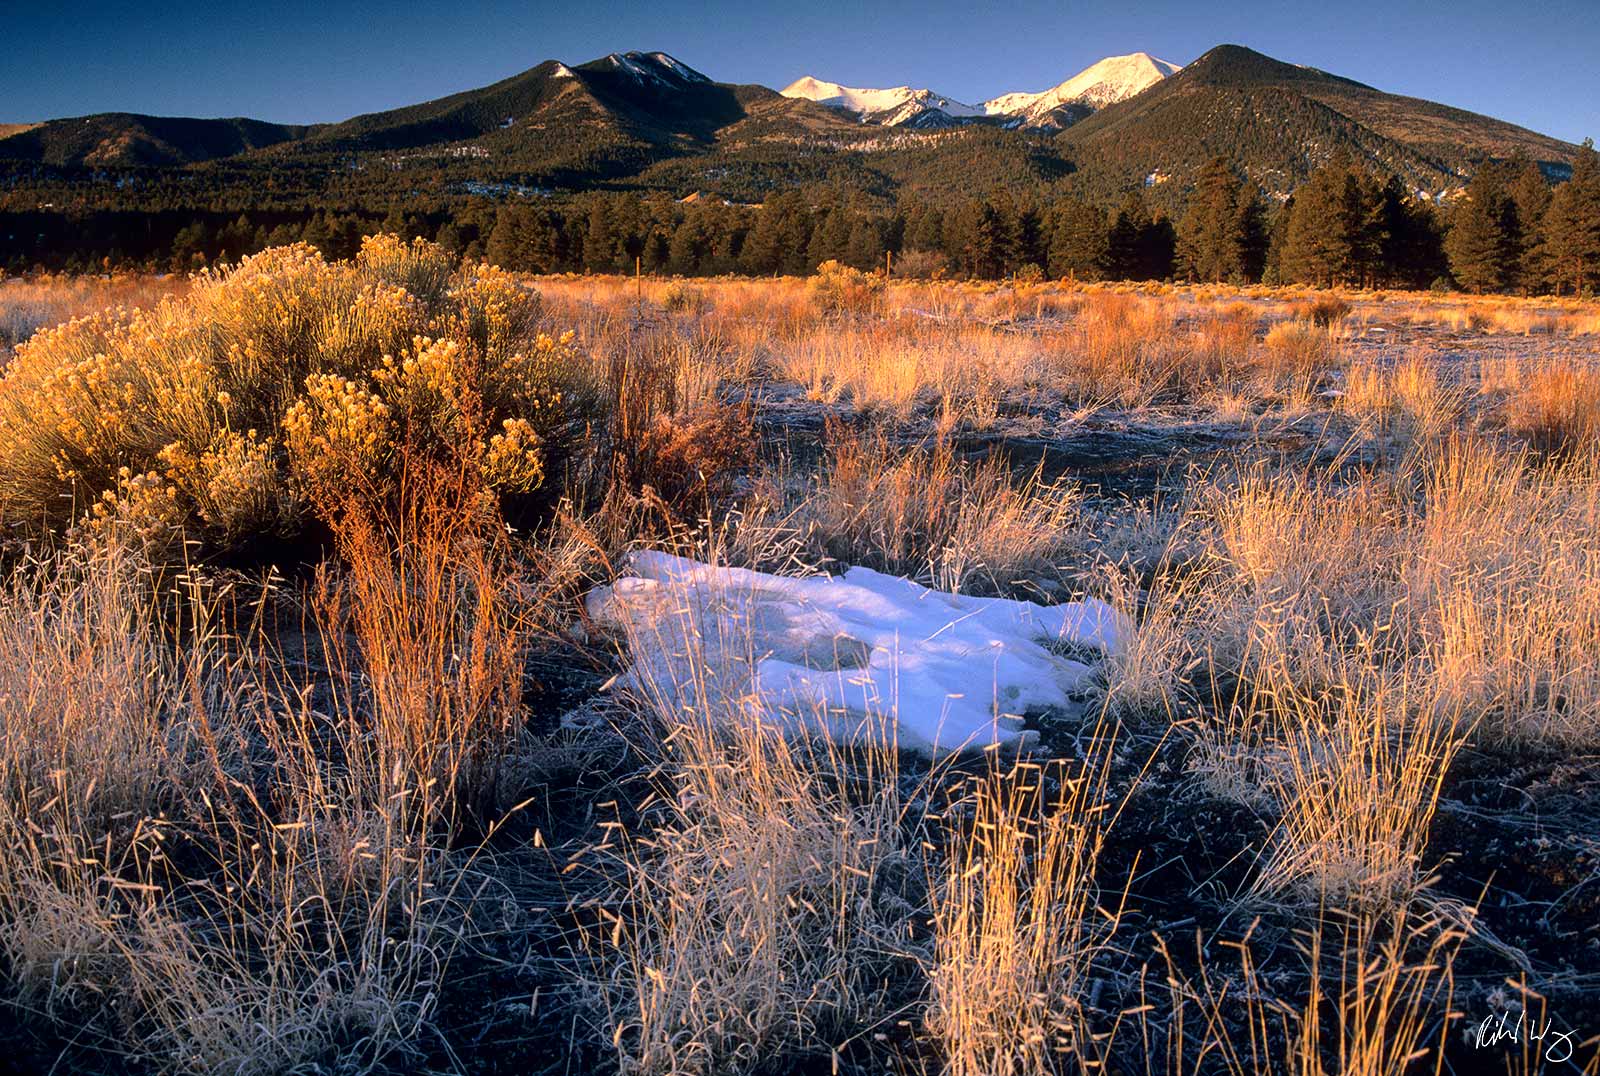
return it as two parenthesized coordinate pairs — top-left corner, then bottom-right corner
(484, 210), (522, 270)
(1346, 170), (1387, 286)
(1048, 200), (1108, 281)
(707, 206), (747, 273)
(1139, 212), (1178, 280)
(612, 195), (649, 268)
(484, 206), (559, 272)
(1263, 196), (1293, 284)
(739, 203), (782, 275)
(1544, 140), (1600, 295)
(1012, 201), (1047, 275)
(805, 205), (851, 271)
(906, 204), (945, 253)
(1235, 184), (1269, 283)
(642, 228), (671, 273)
(325, 215), (364, 261)
(1282, 153), (1378, 286)
(1506, 156), (1553, 292)
(170, 221), (211, 269)
(583, 199), (618, 273)
(1105, 192), (1152, 280)
(987, 189), (1022, 274)
(433, 220), (463, 255)
(948, 200), (1005, 279)
(1177, 156), (1245, 282)
(774, 193), (815, 276)
(300, 214), (337, 259)
(380, 206), (410, 238)
(667, 210), (710, 275)
(1105, 191), (1174, 281)
(219, 214), (256, 262)
(844, 216), (884, 271)
(1446, 169), (1518, 293)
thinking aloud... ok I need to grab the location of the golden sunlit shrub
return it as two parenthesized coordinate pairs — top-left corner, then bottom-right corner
(890, 248), (947, 280)
(809, 259), (883, 318)
(1257, 319), (1340, 397)
(481, 418), (548, 493)
(447, 261), (543, 364)
(660, 280), (708, 314)
(159, 430), (301, 543)
(281, 373), (394, 496)
(354, 232), (457, 311)
(1297, 295), (1351, 327)
(0, 238), (593, 556)
(634, 401), (756, 509)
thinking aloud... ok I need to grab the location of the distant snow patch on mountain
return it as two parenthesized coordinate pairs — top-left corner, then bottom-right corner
(604, 52), (712, 87)
(646, 52), (711, 83)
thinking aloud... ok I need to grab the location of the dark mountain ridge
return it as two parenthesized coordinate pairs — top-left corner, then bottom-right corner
(1063, 45), (1576, 196)
(0, 45), (1583, 205)
(0, 113), (312, 168)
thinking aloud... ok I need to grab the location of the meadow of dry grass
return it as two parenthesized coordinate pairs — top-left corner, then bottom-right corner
(0, 248), (1597, 1074)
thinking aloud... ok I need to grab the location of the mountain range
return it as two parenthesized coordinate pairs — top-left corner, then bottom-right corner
(0, 45), (1583, 208)
(781, 52), (1183, 130)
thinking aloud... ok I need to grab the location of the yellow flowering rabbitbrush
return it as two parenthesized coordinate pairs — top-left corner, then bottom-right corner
(0, 236), (593, 555)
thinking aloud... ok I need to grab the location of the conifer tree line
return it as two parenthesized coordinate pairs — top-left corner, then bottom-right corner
(3, 141), (1598, 294)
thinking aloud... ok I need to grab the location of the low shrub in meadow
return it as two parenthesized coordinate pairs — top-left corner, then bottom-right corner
(0, 236), (598, 556)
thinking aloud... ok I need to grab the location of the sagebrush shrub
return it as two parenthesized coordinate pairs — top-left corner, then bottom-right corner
(634, 400), (756, 508)
(0, 237), (596, 555)
(1299, 295), (1351, 327)
(809, 259), (883, 317)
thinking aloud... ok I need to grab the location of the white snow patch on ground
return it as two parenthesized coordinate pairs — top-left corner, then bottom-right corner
(586, 552), (1127, 757)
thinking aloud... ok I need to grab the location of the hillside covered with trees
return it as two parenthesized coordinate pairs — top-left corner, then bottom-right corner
(2, 46), (1596, 294)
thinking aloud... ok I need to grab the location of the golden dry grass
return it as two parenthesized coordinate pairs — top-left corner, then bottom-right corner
(0, 523), (508, 1072)
(929, 752), (1124, 1076)
(0, 272), (187, 354)
(3, 253), (1600, 1074)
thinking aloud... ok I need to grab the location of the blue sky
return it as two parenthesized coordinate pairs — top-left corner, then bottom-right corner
(5, 0), (1597, 144)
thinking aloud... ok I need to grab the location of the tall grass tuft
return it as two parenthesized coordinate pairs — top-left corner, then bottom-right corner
(929, 750), (1124, 1076)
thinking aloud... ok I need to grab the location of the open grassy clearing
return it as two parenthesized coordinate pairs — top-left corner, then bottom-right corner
(0, 244), (1597, 1074)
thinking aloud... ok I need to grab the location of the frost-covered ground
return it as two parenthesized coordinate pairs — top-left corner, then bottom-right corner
(9, 270), (1600, 1075)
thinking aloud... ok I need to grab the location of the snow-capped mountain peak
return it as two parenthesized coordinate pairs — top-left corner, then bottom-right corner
(781, 76), (982, 124)
(981, 52), (1181, 123)
(784, 53), (1179, 131)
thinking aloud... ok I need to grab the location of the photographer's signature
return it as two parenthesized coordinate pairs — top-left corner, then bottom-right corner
(1473, 1009), (1577, 1064)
